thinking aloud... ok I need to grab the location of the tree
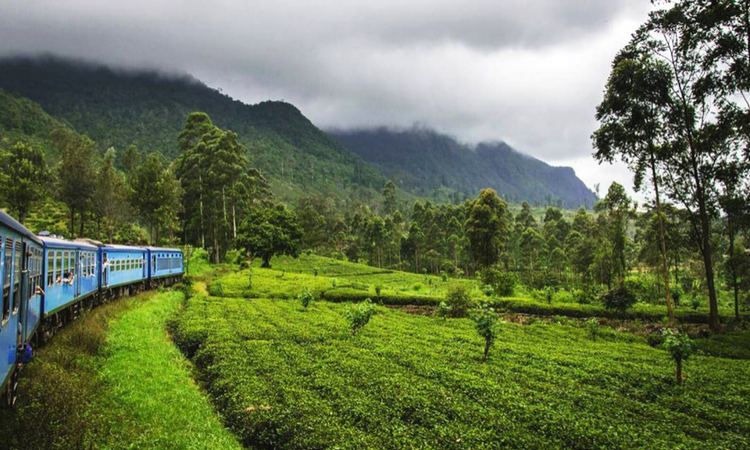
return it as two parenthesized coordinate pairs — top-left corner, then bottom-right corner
(382, 180), (398, 215)
(609, 2), (749, 330)
(93, 148), (130, 242)
(236, 204), (303, 268)
(52, 127), (98, 237)
(344, 299), (376, 335)
(594, 183), (632, 288)
(662, 328), (695, 385)
(473, 305), (499, 362)
(129, 153), (166, 243)
(0, 141), (48, 223)
(465, 189), (510, 269)
(594, 43), (680, 325)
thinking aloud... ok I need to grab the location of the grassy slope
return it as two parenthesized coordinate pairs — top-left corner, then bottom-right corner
(173, 293), (750, 450)
(90, 291), (242, 450)
(0, 289), (242, 450)
(212, 254), (743, 324)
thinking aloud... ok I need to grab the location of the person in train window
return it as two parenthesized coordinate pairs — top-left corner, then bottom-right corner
(61, 271), (74, 285)
(34, 285), (44, 296)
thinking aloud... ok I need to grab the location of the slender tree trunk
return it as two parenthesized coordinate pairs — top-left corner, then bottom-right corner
(79, 209), (85, 238)
(698, 202), (720, 331)
(728, 223), (740, 320)
(199, 171), (205, 250)
(232, 203), (237, 239)
(70, 209), (75, 237)
(483, 339), (491, 362)
(676, 358), (683, 385)
(650, 150), (674, 326)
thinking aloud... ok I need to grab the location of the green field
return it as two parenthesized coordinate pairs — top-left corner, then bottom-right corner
(173, 292), (750, 449)
(211, 254), (743, 324)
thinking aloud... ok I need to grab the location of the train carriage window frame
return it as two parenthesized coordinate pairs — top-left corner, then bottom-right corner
(2, 237), (13, 325)
(47, 251), (54, 286)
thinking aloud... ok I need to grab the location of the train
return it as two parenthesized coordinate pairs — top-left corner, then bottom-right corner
(0, 210), (184, 407)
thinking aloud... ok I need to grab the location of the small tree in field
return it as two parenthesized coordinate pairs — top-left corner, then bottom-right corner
(445, 285), (474, 318)
(436, 301), (452, 320)
(345, 299), (376, 335)
(473, 306), (499, 362)
(586, 318), (600, 341)
(662, 329), (695, 385)
(299, 287), (314, 311)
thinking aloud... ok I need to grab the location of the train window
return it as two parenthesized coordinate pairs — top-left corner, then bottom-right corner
(69, 252), (74, 278)
(2, 238), (12, 323)
(47, 252), (54, 286)
(13, 242), (22, 312)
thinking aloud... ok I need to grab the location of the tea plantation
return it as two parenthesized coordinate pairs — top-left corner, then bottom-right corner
(173, 262), (750, 449)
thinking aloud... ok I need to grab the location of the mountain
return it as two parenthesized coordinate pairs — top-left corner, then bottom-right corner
(329, 126), (597, 208)
(0, 55), (385, 201)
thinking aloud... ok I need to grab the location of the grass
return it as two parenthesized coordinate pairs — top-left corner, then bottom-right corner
(173, 293), (750, 449)
(0, 289), (242, 450)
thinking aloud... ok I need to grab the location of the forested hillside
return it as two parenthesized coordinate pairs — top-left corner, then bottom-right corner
(0, 56), (385, 201)
(330, 127), (597, 208)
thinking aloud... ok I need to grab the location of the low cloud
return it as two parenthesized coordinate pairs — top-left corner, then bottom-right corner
(0, 0), (651, 195)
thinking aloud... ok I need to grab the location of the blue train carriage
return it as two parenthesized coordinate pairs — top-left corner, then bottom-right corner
(0, 211), (44, 407)
(39, 236), (100, 339)
(100, 244), (148, 298)
(147, 247), (184, 287)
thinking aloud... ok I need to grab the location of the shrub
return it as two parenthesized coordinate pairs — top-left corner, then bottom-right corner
(441, 271), (448, 282)
(375, 285), (383, 298)
(436, 301), (452, 320)
(445, 285), (474, 318)
(661, 329), (696, 384)
(482, 284), (495, 297)
(208, 281), (225, 297)
(473, 305), (500, 362)
(345, 299), (376, 335)
(480, 267), (517, 297)
(691, 297), (701, 310)
(412, 283), (424, 292)
(313, 268), (319, 277)
(298, 287), (314, 311)
(239, 260), (250, 270)
(585, 318), (600, 341)
(600, 287), (637, 312)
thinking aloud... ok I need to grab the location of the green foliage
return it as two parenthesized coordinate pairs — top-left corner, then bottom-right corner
(344, 299), (376, 335)
(586, 318), (600, 341)
(601, 286), (637, 312)
(465, 189), (510, 268)
(662, 329), (696, 384)
(0, 140), (48, 223)
(236, 203), (303, 268)
(298, 287), (314, 311)
(480, 267), (517, 297)
(436, 301), (452, 320)
(473, 305), (500, 361)
(445, 284), (474, 318)
(172, 291), (750, 449)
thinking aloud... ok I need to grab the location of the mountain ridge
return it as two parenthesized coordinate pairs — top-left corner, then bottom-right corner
(329, 126), (597, 208)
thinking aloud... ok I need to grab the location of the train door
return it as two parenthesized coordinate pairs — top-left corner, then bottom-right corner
(75, 250), (81, 298)
(103, 252), (109, 287)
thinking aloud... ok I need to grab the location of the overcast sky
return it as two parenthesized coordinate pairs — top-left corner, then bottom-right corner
(0, 0), (653, 199)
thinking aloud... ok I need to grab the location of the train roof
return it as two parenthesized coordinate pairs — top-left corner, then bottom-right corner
(38, 236), (99, 250)
(146, 247), (183, 253)
(103, 244), (147, 252)
(0, 210), (42, 245)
